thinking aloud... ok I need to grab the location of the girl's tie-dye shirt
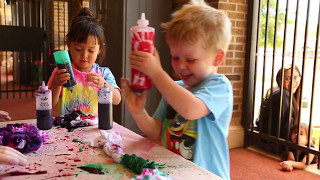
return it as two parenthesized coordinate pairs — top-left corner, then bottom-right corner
(48, 63), (119, 116)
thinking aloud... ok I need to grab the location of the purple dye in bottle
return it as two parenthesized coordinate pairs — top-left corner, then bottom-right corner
(98, 83), (113, 130)
(35, 81), (53, 130)
(98, 103), (113, 130)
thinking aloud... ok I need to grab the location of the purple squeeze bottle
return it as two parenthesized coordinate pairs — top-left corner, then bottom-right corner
(35, 81), (53, 130)
(98, 83), (113, 130)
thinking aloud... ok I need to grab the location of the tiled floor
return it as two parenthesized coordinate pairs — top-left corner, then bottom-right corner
(0, 92), (59, 121)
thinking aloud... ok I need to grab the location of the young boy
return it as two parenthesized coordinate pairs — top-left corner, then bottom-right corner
(121, 0), (232, 179)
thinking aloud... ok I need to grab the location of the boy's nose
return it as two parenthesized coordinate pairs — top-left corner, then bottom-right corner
(177, 61), (187, 69)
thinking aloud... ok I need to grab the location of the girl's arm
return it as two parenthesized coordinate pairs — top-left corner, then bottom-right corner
(280, 151), (315, 171)
(49, 69), (70, 106)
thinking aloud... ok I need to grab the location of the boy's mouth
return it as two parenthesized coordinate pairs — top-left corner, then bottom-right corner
(180, 73), (192, 81)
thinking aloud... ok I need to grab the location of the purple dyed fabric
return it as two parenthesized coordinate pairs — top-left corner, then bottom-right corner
(0, 123), (44, 153)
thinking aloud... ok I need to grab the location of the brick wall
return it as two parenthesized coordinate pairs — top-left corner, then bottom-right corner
(217, 0), (247, 126)
(173, 0), (248, 127)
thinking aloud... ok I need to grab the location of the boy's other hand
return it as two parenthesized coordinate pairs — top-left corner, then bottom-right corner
(130, 49), (162, 79)
(120, 78), (147, 116)
(52, 69), (70, 87)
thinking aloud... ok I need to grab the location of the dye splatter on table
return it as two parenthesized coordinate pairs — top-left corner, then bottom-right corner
(0, 119), (221, 180)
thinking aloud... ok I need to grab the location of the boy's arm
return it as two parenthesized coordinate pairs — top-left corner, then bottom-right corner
(132, 109), (162, 140)
(130, 50), (210, 120)
(121, 78), (162, 140)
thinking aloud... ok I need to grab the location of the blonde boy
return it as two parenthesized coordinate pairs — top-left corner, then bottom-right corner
(121, 0), (232, 179)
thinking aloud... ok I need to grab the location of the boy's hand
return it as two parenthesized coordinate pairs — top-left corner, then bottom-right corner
(85, 72), (106, 89)
(0, 146), (28, 166)
(130, 49), (162, 79)
(121, 78), (147, 115)
(52, 69), (70, 87)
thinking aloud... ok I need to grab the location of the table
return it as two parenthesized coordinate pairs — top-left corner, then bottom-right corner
(0, 119), (221, 180)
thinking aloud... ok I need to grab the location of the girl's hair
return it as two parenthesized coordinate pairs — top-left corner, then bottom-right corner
(276, 65), (301, 126)
(161, 0), (231, 53)
(66, 7), (106, 64)
(291, 123), (315, 146)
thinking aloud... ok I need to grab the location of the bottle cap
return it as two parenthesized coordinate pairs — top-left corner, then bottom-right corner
(40, 81), (48, 91)
(137, 13), (149, 26)
(53, 50), (71, 64)
(101, 83), (109, 92)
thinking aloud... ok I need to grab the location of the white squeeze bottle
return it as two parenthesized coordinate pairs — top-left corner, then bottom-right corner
(35, 81), (53, 130)
(98, 83), (113, 130)
(130, 13), (155, 92)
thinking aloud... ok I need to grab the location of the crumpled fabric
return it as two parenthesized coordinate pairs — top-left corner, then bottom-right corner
(90, 131), (124, 163)
(0, 123), (49, 153)
(130, 168), (172, 180)
(53, 109), (96, 132)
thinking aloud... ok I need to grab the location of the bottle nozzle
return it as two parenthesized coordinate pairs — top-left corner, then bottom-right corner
(137, 12), (149, 26)
(141, 13), (145, 20)
(40, 81), (48, 91)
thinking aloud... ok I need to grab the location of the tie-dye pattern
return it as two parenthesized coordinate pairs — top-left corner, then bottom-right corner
(48, 63), (119, 116)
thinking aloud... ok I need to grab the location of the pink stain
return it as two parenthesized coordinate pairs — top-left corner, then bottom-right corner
(142, 143), (155, 152)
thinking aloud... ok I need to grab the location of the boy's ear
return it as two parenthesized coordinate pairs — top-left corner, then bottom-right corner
(213, 49), (225, 66)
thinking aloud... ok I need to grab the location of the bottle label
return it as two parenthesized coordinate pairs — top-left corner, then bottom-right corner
(98, 90), (113, 104)
(36, 92), (52, 110)
(130, 27), (154, 90)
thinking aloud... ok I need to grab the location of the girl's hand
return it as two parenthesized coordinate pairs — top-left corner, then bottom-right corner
(0, 146), (28, 166)
(0, 110), (11, 121)
(121, 78), (147, 115)
(280, 161), (294, 171)
(130, 49), (162, 79)
(52, 69), (70, 87)
(85, 72), (106, 89)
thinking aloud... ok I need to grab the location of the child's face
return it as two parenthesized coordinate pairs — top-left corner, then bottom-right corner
(168, 41), (216, 88)
(283, 68), (300, 93)
(291, 128), (308, 146)
(68, 35), (100, 72)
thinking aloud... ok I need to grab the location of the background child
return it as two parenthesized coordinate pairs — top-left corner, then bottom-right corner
(280, 123), (317, 171)
(48, 7), (121, 115)
(121, 0), (232, 179)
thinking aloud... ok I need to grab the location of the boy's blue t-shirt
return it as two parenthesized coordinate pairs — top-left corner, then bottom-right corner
(153, 74), (233, 180)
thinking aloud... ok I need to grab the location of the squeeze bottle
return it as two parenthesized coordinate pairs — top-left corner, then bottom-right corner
(98, 83), (113, 130)
(130, 13), (155, 92)
(53, 50), (77, 92)
(35, 81), (53, 130)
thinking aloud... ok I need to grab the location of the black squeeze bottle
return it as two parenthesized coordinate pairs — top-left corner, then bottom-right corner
(53, 50), (77, 92)
(98, 83), (113, 130)
(35, 81), (53, 130)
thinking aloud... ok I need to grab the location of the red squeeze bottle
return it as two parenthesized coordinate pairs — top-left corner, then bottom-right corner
(130, 13), (155, 92)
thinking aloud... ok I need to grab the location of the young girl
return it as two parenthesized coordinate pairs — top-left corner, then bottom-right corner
(48, 8), (121, 115)
(280, 123), (317, 171)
